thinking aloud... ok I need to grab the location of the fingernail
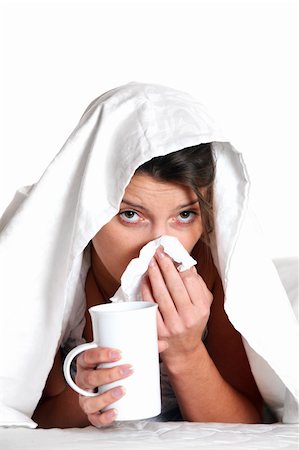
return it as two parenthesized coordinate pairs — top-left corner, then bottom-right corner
(112, 387), (126, 399)
(119, 365), (134, 376)
(156, 248), (165, 258)
(149, 257), (156, 268)
(109, 350), (122, 360)
(106, 409), (118, 418)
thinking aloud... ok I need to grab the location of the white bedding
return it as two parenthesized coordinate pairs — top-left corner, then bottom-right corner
(1, 421), (298, 450)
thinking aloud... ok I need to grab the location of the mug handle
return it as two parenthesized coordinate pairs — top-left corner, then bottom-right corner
(63, 342), (98, 397)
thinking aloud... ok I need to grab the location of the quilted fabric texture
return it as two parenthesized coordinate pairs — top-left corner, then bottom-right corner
(0, 422), (298, 450)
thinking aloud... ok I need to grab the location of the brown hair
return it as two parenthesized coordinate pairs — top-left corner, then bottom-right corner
(135, 143), (215, 245)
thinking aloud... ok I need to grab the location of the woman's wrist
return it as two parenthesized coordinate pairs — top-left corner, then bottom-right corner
(161, 341), (210, 377)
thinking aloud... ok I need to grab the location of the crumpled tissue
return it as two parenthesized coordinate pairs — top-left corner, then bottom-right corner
(111, 235), (196, 302)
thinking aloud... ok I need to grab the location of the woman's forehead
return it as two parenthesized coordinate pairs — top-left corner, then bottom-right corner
(121, 174), (199, 209)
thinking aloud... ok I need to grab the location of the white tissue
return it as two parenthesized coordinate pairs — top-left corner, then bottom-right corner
(111, 235), (197, 302)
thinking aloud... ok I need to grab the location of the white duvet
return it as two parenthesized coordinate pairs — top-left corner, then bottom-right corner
(0, 82), (298, 428)
(1, 422), (298, 450)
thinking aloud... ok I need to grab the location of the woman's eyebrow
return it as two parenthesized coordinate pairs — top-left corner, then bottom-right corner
(121, 199), (147, 210)
(179, 199), (200, 209)
(120, 198), (199, 210)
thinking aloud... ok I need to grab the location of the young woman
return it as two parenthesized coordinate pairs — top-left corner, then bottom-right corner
(1, 82), (296, 429)
(32, 145), (262, 427)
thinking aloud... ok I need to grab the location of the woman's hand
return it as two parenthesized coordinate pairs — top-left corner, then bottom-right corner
(141, 246), (213, 362)
(75, 347), (133, 427)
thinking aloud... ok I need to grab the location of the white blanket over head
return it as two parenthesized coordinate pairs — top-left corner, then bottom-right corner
(0, 82), (298, 428)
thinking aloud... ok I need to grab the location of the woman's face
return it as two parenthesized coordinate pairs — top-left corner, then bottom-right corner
(92, 174), (203, 283)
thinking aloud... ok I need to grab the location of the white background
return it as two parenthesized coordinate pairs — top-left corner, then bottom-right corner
(0, 0), (298, 258)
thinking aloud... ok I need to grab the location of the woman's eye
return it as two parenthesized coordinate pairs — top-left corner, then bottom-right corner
(177, 211), (196, 224)
(119, 210), (140, 224)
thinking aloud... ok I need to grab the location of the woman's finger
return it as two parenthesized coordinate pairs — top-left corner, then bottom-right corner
(151, 247), (191, 313)
(75, 363), (134, 391)
(140, 274), (154, 302)
(88, 408), (118, 427)
(79, 385), (126, 415)
(180, 268), (213, 308)
(147, 257), (180, 330)
(141, 275), (169, 339)
(155, 247), (212, 311)
(158, 340), (169, 353)
(77, 347), (122, 370)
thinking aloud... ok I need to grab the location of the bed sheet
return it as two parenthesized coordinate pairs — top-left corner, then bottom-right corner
(1, 421), (298, 450)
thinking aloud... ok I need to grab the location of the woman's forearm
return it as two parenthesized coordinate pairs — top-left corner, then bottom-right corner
(162, 344), (261, 423)
(32, 387), (89, 429)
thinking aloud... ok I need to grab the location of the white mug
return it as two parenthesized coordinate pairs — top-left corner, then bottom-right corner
(63, 301), (161, 421)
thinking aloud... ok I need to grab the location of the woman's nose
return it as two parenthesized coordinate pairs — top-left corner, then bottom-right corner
(151, 222), (172, 240)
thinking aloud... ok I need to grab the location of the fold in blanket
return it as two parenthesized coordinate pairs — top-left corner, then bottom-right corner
(0, 82), (298, 427)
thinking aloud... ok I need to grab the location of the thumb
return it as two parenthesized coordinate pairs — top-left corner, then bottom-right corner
(158, 340), (169, 353)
